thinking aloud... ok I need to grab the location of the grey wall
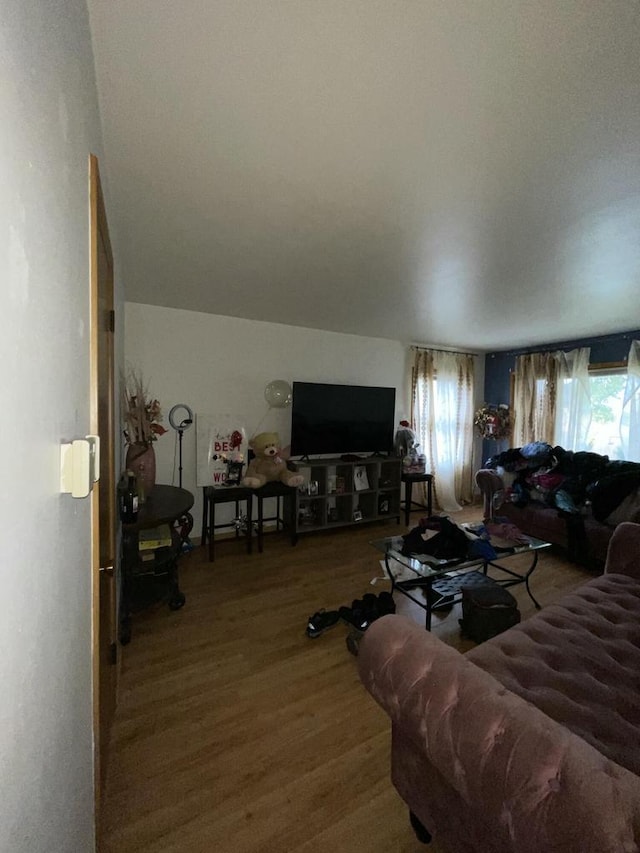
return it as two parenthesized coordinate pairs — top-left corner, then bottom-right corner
(1, 1), (107, 849)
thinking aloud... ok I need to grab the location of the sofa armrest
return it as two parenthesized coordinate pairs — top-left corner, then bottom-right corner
(358, 615), (640, 852)
(604, 521), (640, 579)
(475, 467), (505, 520)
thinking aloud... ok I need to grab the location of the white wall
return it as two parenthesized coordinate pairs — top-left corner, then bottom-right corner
(0, 2), (106, 850)
(125, 303), (485, 529)
(125, 303), (411, 529)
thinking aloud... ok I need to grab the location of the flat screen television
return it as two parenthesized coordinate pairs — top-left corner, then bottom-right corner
(290, 381), (396, 457)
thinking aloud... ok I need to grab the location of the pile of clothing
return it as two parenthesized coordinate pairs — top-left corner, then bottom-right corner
(486, 442), (640, 523)
(400, 515), (529, 563)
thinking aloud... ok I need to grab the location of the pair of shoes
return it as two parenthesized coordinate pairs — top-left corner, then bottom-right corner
(362, 591), (396, 623)
(344, 593), (395, 657)
(340, 591), (397, 632)
(306, 609), (340, 639)
(339, 600), (370, 632)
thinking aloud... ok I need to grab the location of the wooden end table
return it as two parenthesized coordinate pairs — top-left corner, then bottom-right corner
(120, 484), (194, 645)
(401, 471), (434, 526)
(201, 485), (254, 562)
(253, 481), (298, 551)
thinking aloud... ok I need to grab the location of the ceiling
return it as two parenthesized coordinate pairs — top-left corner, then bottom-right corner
(88, 0), (640, 351)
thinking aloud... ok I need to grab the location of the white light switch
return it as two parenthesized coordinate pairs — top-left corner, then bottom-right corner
(60, 438), (94, 498)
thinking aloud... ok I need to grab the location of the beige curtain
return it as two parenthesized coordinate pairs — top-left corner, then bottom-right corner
(512, 352), (559, 446)
(411, 348), (475, 512)
(554, 348), (592, 450)
(621, 340), (640, 461)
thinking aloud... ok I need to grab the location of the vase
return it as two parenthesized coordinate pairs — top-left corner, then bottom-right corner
(125, 442), (156, 501)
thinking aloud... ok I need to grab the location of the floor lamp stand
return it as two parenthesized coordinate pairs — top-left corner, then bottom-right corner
(169, 404), (195, 547)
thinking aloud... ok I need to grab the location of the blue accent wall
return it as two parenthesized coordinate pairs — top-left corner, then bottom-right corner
(481, 328), (640, 464)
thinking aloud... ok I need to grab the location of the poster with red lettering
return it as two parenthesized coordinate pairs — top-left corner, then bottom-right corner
(196, 413), (248, 487)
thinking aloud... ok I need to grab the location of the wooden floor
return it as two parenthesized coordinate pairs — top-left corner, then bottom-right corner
(100, 506), (591, 853)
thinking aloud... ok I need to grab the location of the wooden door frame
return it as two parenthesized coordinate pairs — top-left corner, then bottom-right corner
(89, 153), (117, 828)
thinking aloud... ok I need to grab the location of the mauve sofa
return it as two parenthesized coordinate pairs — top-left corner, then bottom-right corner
(476, 445), (640, 565)
(358, 522), (640, 853)
(476, 467), (614, 564)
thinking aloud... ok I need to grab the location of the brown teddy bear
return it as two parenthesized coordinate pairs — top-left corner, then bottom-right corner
(241, 432), (304, 489)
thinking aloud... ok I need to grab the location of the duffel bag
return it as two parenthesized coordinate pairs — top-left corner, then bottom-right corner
(459, 583), (520, 643)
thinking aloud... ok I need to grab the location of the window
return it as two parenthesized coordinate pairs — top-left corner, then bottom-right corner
(585, 366), (627, 458)
(511, 342), (639, 461)
(411, 348), (475, 510)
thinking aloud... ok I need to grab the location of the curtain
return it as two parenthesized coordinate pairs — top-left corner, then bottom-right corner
(411, 348), (474, 512)
(511, 352), (559, 446)
(554, 348), (591, 451)
(620, 340), (640, 461)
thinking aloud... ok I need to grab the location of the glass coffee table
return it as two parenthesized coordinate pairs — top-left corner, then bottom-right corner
(370, 527), (550, 630)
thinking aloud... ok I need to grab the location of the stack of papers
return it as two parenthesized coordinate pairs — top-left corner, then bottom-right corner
(138, 525), (173, 551)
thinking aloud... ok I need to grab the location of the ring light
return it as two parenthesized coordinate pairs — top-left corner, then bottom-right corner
(169, 403), (194, 431)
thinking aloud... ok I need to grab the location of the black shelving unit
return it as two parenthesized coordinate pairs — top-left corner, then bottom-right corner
(293, 457), (402, 535)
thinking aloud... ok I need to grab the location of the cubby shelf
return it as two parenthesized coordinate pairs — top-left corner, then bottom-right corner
(293, 456), (401, 536)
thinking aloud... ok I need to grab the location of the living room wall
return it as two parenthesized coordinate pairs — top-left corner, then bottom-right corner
(2, 1), (108, 850)
(124, 302), (485, 530)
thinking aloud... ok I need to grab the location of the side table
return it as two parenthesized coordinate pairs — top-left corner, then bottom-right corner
(120, 484), (194, 645)
(201, 485), (254, 562)
(401, 472), (434, 527)
(253, 481), (298, 551)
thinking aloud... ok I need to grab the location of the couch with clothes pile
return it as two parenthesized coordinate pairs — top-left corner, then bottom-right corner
(476, 441), (640, 564)
(358, 521), (640, 852)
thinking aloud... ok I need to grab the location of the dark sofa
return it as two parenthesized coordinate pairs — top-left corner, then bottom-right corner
(476, 443), (640, 564)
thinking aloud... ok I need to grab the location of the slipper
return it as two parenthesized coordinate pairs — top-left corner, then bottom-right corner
(340, 599), (369, 631)
(306, 609), (340, 638)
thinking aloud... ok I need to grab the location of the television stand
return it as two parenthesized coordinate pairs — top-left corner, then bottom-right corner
(292, 456), (402, 535)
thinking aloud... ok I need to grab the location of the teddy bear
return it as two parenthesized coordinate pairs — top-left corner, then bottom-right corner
(241, 431), (305, 489)
(394, 420), (427, 473)
(394, 420), (418, 457)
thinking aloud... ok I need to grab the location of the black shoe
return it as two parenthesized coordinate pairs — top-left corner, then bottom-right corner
(362, 593), (380, 624)
(306, 609), (340, 639)
(377, 591), (396, 616)
(357, 592), (395, 627)
(339, 599), (370, 632)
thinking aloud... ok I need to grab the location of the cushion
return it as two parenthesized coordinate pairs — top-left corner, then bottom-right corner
(468, 573), (640, 774)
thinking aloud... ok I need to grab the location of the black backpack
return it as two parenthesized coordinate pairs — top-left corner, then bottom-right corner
(459, 584), (520, 643)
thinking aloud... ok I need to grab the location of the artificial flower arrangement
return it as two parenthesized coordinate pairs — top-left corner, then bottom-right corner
(474, 403), (511, 440)
(122, 369), (168, 446)
(213, 449), (245, 465)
